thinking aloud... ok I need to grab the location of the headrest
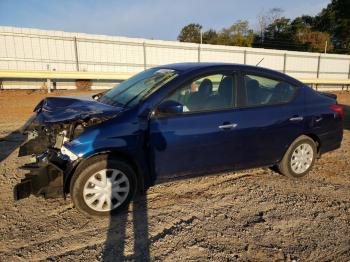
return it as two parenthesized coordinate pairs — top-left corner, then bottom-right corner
(198, 78), (213, 95)
(246, 79), (260, 91)
(218, 76), (233, 96)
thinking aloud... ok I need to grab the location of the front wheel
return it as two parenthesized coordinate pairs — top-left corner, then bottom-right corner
(277, 135), (317, 178)
(70, 155), (137, 217)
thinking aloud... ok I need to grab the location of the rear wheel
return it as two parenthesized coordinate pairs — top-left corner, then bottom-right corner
(70, 155), (137, 217)
(277, 135), (317, 178)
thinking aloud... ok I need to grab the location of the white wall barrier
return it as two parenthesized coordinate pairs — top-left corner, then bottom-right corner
(0, 26), (349, 90)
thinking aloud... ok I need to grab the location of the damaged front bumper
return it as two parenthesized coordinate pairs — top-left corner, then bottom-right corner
(15, 116), (77, 201)
(14, 161), (63, 200)
(14, 150), (74, 200)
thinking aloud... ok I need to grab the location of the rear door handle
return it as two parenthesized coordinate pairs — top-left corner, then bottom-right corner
(315, 116), (323, 122)
(218, 123), (237, 130)
(289, 116), (304, 122)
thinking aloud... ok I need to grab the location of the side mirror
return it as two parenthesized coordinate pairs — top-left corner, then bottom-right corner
(92, 91), (107, 100)
(157, 100), (183, 114)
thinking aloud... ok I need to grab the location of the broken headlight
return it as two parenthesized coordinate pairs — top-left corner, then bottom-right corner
(60, 145), (78, 161)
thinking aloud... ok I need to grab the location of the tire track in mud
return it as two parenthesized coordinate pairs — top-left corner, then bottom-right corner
(0, 172), (258, 261)
(1, 214), (200, 261)
(0, 173), (243, 256)
(39, 215), (200, 262)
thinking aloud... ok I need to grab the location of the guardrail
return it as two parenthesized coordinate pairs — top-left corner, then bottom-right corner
(0, 70), (132, 80)
(300, 78), (350, 91)
(0, 70), (133, 92)
(300, 78), (350, 85)
(0, 70), (349, 92)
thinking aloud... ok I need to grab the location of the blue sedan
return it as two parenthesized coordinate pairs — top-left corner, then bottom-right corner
(15, 63), (344, 216)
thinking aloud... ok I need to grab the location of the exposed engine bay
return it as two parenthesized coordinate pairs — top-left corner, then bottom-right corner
(19, 117), (106, 157)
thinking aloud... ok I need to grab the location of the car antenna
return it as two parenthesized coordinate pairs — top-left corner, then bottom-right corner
(256, 58), (264, 66)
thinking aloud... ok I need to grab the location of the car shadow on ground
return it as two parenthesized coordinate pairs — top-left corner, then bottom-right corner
(0, 131), (24, 163)
(340, 104), (350, 130)
(102, 194), (150, 261)
(101, 169), (254, 261)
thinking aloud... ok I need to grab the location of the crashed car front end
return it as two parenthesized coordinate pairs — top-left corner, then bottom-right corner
(15, 121), (78, 200)
(14, 96), (122, 200)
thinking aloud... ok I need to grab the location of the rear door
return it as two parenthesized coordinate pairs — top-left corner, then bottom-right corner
(231, 71), (305, 169)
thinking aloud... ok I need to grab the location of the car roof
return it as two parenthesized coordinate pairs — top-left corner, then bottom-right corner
(158, 62), (245, 71)
(157, 62), (302, 85)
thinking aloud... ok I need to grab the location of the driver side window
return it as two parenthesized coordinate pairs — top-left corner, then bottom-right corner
(161, 73), (236, 114)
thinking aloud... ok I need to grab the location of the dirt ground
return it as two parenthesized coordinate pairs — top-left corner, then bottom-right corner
(0, 90), (349, 262)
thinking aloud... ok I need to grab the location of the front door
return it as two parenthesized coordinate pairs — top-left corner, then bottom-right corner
(149, 72), (240, 179)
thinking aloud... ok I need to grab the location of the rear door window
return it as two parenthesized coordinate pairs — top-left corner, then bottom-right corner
(243, 74), (298, 107)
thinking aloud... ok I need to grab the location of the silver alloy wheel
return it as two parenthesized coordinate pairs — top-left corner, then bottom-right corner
(83, 169), (130, 212)
(290, 143), (314, 174)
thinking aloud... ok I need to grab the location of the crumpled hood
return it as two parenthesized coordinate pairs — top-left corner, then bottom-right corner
(33, 96), (123, 124)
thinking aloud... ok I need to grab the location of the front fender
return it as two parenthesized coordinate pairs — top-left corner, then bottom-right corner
(61, 119), (152, 192)
(64, 119), (142, 159)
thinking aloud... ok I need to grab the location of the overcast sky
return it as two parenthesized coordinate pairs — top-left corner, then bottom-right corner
(0, 0), (330, 40)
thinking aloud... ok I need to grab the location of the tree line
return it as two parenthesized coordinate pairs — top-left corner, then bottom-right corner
(177, 0), (350, 54)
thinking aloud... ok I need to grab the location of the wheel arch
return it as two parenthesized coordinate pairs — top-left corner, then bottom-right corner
(303, 133), (321, 156)
(64, 150), (145, 195)
(278, 133), (321, 165)
(277, 133), (318, 178)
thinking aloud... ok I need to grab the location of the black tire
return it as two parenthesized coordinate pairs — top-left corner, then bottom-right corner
(277, 135), (317, 178)
(70, 155), (137, 217)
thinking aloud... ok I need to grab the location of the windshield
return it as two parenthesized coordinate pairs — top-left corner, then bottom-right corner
(99, 68), (178, 107)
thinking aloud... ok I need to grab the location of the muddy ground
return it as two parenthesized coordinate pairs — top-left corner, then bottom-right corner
(0, 90), (349, 261)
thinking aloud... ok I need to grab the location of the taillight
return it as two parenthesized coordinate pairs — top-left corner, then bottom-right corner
(330, 104), (344, 120)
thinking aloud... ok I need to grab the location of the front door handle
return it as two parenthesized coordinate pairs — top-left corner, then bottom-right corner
(218, 123), (237, 130)
(289, 116), (304, 122)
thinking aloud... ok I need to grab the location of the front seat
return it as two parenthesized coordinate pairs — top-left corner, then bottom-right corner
(206, 76), (234, 110)
(188, 78), (213, 111)
(218, 76), (234, 106)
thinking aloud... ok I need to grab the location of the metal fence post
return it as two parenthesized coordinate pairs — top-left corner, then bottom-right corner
(143, 42), (147, 70)
(73, 37), (80, 71)
(3, 32), (9, 69)
(315, 55), (321, 90)
(46, 64), (51, 93)
(347, 61), (350, 91)
(243, 50), (247, 64)
(12, 34), (18, 70)
(283, 53), (287, 73)
(198, 44), (201, 62)
(316, 55), (321, 78)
